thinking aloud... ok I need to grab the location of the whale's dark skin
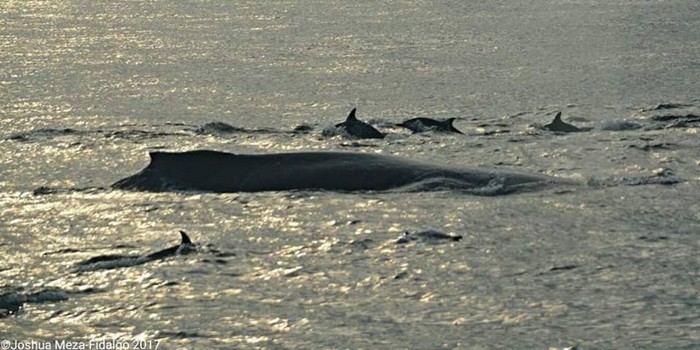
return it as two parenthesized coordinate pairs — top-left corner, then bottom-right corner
(544, 112), (583, 133)
(335, 108), (385, 139)
(76, 231), (196, 270)
(398, 117), (463, 134)
(111, 150), (568, 194)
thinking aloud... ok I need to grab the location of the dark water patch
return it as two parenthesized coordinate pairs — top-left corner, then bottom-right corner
(628, 143), (676, 151)
(292, 124), (314, 133)
(477, 129), (511, 136)
(211, 251), (236, 258)
(348, 238), (375, 251)
(32, 186), (107, 196)
(472, 120), (513, 135)
(393, 271), (409, 280)
(587, 168), (683, 188)
(200, 258), (229, 265)
(640, 103), (693, 112)
(598, 120), (643, 131)
(651, 114), (700, 128)
(43, 248), (81, 256)
(104, 130), (189, 140)
(505, 111), (530, 119)
(620, 168), (683, 186)
(6, 128), (80, 141)
(160, 330), (207, 338)
(220, 272), (245, 277)
(328, 218), (363, 227)
(638, 235), (669, 242)
(338, 141), (380, 148)
(534, 265), (580, 276)
(199, 242), (237, 258)
(5, 126), (190, 143)
(476, 122), (511, 128)
(394, 176), (554, 196)
(548, 265), (579, 272)
(6, 134), (28, 141)
(33, 186), (60, 195)
(114, 244), (138, 249)
(70, 287), (107, 294)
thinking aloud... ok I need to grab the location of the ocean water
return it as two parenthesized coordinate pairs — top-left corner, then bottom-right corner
(1, 1), (699, 349)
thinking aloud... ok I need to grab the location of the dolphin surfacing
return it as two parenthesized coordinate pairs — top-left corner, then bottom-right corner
(112, 150), (567, 194)
(398, 117), (464, 134)
(544, 112), (584, 133)
(76, 231), (196, 271)
(334, 108), (385, 139)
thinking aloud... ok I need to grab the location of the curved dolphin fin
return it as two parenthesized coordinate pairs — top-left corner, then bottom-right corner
(179, 230), (192, 245)
(545, 112), (582, 132)
(552, 112), (563, 123)
(346, 108), (358, 122)
(442, 118), (464, 134)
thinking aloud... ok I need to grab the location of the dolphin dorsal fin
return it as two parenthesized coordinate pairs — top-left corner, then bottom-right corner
(179, 230), (192, 245)
(443, 118), (457, 126)
(552, 112), (563, 124)
(346, 108), (358, 122)
(443, 117), (464, 134)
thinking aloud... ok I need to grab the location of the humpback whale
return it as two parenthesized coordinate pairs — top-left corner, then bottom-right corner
(334, 108), (385, 139)
(398, 117), (463, 134)
(76, 231), (196, 271)
(111, 150), (567, 194)
(544, 112), (584, 133)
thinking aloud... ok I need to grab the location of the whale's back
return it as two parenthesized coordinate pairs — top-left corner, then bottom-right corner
(112, 150), (562, 194)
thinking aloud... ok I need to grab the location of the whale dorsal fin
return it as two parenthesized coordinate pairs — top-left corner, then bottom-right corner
(148, 151), (177, 166)
(346, 108), (358, 122)
(179, 230), (192, 245)
(149, 151), (164, 161)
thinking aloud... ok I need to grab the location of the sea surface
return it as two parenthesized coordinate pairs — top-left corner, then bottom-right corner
(1, 1), (699, 349)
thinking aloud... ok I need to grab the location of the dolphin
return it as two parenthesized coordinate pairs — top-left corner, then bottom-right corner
(334, 108), (385, 139)
(111, 150), (568, 194)
(397, 117), (463, 134)
(76, 231), (196, 271)
(1, 288), (69, 318)
(395, 230), (463, 244)
(543, 112), (583, 133)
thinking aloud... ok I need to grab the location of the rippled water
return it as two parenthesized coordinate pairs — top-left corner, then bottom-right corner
(1, 1), (699, 349)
